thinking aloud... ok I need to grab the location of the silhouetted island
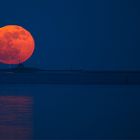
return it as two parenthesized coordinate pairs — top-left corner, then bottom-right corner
(0, 66), (140, 85)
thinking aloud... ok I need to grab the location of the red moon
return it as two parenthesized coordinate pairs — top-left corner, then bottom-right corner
(0, 25), (35, 64)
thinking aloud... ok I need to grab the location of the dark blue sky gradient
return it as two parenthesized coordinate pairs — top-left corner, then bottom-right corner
(0, 0), (140, 70)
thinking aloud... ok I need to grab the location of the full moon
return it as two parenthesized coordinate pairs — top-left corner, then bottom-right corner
(0, 25), (35, 64)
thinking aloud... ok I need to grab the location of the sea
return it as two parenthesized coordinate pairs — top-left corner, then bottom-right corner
(0, 84), (140, 140)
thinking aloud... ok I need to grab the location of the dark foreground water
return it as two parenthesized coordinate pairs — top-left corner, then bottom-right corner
(0, 85), (140, 140)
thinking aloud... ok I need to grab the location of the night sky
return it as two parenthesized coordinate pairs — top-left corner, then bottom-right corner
(0, 0), (140, 70)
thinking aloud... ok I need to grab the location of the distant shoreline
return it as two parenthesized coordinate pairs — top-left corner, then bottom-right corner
(0, 68), (140, 85)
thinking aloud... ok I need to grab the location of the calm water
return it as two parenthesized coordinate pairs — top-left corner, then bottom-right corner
(0, 85), (140, 140)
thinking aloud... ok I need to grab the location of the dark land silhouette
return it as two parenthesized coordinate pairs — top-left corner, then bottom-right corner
(0, 66), (140, 85)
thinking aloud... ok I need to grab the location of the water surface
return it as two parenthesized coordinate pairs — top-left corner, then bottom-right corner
(0, 85), (140, 139)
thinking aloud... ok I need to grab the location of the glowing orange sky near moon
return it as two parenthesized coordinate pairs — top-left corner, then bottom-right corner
(0, 25), (35, 64)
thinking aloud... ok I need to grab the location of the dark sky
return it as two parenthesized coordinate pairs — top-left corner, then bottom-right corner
(0, 0), (140, 70)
